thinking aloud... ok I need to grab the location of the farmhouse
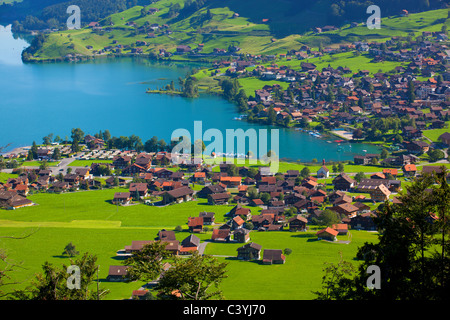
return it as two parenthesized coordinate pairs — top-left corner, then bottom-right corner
(233, 228), (251, 243)
(112, 192), (132, 205)
(262, 249), (286, 264)
(317, 166), (330, 178)
(161, 187), (194, 204)
(316, 227), (339, 241)
(237, 242), (262, 260)
(107, 266), (129, 282)
(288, 215), (308, 231)
(332, 173), (356, 191)
(188, 216), (203, 233)
(211, 229), (231, 242)
(198, 211), (215, 224)
(180, 234), (200, 255)
(369, 184), (391, 202)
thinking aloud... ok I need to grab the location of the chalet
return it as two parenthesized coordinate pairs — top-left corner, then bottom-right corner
(332, 173), (356, 191)
(129, 183), (148, 198)
(107, 266), (129, 282)
(405, 141), (429, 154)
(228, 205), (252, 220)
(105, 176), (127, 187)
(197, 184), (226, 198)
(132, 290), (151, 300)
(220, 176), (242, 187)
(198, 211), (215, 225)
(331, 203), (359, 218)
(112, 156), (132, 169)
(233, 228), (251, 243)
(211, 228), (231, 242)
(439, 132), (450, 146)
(402, 164), (417, 177)
(161, 187), (194, 204)
(208, 192), (231, 205)
(316, 227), (339, 241)
(301, 62), (317, 72)
(75, 168), (90, 180)
(112, 192), (131, 205)
(332, 223), (348, 235)
(288, 215), (308, 231)
(251, 213), (275, 229)
(231, 216), (245, 230)
(350, 212), (377, 230)
(157, 229), (176, 241)
(262, 249), (285, 265)
(237, 242), (262, 260)
(176, 45), (191, 53)
(180, 234), (200, 255)
(187, 216), (203, 233)
(370, 184), (391, 202)
(0, 190), (33, 209)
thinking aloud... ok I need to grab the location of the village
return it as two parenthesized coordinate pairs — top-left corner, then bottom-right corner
(2, 122), (450, 298)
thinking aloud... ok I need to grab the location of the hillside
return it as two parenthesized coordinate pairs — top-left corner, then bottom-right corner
(23, 0), (450, 62)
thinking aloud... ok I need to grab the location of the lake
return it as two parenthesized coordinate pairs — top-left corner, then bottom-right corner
(0, 25), (380, 162)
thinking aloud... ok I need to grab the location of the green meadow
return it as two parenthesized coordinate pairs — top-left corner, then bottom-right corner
(0, 186), (379, 300)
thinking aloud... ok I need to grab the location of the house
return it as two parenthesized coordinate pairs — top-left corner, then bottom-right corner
(332, 173), (356, 191)
(107, 266), (129, 281)
(262, 249), (286, 264)
(198, 211), (215, 225)
(231, 215), (245, 230)
(187, 216), (203, 233)
(438, 132), (450, 146)
(157, 229), (176, 241)
(316, 227), (339, 241)
(288, 215), (308, 231)
(0, 190), (33, 209)
(369, 184), (391, 202)
(132, 290), (151, 300)
(317, 166), (330, 178)
(211, 228), (231, 242)
(249, 198), (264, 207)
(331, 202), (359, 218)
(332, 223), (348, 235)
(208, 192), (231, 205)
(129, 183), (148, 198)
(350, 212), (377, 230)
(180, 234), (200, 255)
(402, 164), (417, 177)
(112, 156), (132, 169)
(112, 192), (132, 205)
(237, 242), (262, 260)
(161, 187), (194, 204)
(197, 184), (226, 198)
(233, 228), (251, 243)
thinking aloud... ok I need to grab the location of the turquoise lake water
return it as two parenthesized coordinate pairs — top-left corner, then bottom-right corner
(0, 25), (379, 161)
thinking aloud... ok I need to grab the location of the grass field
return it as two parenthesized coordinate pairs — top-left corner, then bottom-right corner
(68, 160), (113, 167)
(0, 186), (379, 300)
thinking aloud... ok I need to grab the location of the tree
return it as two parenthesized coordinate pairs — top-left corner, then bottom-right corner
(267, 106), (276, 125)
(156, 252), (228, 300)
(300, 167), (310, 179)
(62, 242), (79, 257)
(337, 163), (345, 172)
(407, 80), (415, 104)
(354, 172), (366, 183)
(313, 252), (357, 300)
(12, 252), (108, 300)
(123, 241), (172, 282)
(428, 149), (444, 163)
(39, 160), (49, 170)
(313, 169), (450, 300)
(71, 128), (84, 144)
(52, 147), (61, 160)
(315, 209), (340, 227)
(380, 148), (389, 159)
